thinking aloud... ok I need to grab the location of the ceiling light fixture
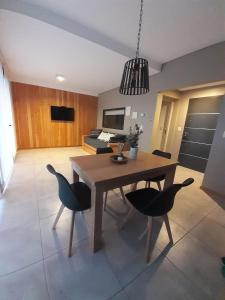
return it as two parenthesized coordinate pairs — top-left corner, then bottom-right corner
(56, 74), (65, 82)
(119, 0), (149, 95)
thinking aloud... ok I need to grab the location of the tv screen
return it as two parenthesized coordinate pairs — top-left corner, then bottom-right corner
(102, 107), (125, 130)
(51, 106), (74, 121)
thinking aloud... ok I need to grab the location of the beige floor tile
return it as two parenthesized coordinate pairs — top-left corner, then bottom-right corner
(191, 216), (225, 256)
(0, 147), (224, 300)
(0, 261), (49, 300)
(0, 221), (43, 276)
(167, 234), (225, 299)
(125, 255), (210, 300)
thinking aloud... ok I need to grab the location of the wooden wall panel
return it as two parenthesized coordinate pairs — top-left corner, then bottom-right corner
(11, 82), (98, 149)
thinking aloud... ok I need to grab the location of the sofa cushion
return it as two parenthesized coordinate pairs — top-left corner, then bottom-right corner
(88, 133), (100, 138)
(88, 129), (102, 138)
(90, 129), (102, 135)
(84, 136), (107, 149)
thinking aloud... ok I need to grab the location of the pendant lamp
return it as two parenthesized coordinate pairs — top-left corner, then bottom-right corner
(119, 0), (149, 95)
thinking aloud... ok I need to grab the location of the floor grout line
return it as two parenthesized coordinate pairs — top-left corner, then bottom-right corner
(36, 191), (51, 300)
(164, 214), (224, 298)
(1, 148), (225, 299)
(106, 288), (130, 300)
(0, 258), (45, 279)
(166, 254), (211, 299)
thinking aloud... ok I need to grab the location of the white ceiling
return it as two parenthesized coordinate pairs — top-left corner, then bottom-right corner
(21, 0), (225, 62)
(0, 0), (225, 95)
(0, 10), (128, 95)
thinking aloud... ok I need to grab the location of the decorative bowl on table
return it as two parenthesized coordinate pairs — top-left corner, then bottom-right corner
(110, 154), (128, 164)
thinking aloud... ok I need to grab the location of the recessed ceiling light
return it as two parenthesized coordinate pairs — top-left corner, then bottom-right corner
(56, 75), (65, 82)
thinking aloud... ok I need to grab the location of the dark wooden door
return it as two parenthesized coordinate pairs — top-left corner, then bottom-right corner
(178, 96), (222, 173)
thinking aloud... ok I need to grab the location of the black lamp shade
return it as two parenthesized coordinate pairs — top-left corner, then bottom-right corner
(119, 58), (149, 95)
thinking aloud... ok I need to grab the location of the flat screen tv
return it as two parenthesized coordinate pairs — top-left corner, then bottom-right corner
(51, 106), (74, 121)
(102, 107), (125, 130)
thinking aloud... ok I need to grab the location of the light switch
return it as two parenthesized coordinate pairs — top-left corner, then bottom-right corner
(223, 131), (225, 138)
(177, 126), (182, 132)
(132, 112), (138, 119)
(125, 106), (131, 116)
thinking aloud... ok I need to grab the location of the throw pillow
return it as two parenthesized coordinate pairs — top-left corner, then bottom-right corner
(97, 131), (107, 141)
(98, 132), (115, 142)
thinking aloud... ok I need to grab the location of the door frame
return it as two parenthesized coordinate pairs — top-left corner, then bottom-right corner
(160, 99), (174, 151)
(150, 92), (178, 155)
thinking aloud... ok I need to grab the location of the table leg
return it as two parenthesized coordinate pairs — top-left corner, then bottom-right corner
(91, 186), (104, 252)
(164, 166), (176, 190)
(72, 168), (79, 183)
(130, 182), (137, 192)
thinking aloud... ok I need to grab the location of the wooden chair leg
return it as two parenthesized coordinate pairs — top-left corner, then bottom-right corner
(145, 217), (153, 263)
(68, 211), (76, 257)
(103, 191), (108, 211)
(119, 186), (127, 206)
(52, 204), (64, 229)
(156, 181), (162, 191)
(147, 181), (151, 188)
(120, 207), (135, 229)
(163, 214), (174, 244)
(145, 181), (148, 188)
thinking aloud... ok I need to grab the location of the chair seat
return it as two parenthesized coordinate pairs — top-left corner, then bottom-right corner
(145, 174), (165, 182)
(125, 188), (167, 217)
(70, 182), (91, 211)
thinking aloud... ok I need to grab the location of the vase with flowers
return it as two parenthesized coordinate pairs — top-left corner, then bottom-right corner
(127, 124), (143, 159)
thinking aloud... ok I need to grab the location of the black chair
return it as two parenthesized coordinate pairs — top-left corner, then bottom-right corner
(145, 150), (172, 191)
(46, 164), (91, 257)
(121, 178), (194, 263)
(96, 147), (127, 210)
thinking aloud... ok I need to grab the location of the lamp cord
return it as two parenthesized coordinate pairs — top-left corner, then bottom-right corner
(136, 0), (144, 58)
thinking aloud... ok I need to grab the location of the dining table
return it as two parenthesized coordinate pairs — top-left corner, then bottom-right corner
(70, 150), (178, 253)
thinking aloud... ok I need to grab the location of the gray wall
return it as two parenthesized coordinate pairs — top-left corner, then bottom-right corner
(97, 90), (156, 150)
(202, 96), (225, 196)
(98, 42), (225, 196)
(98, 42), (225, 151)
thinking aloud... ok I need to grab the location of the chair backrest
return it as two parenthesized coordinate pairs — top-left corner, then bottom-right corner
(143, 178), (194, 216)
(96, 147), (113, 154)
(152, 149), (171, 159)
(46, 164), (80, 211)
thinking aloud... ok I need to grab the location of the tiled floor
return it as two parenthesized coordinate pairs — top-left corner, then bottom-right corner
(0, 147), (224, 300)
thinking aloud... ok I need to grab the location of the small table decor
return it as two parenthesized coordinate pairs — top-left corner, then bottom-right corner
(127, 124), (143, 159)
(110, 154), (128, 164)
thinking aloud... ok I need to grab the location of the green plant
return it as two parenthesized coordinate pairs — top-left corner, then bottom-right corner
(127, 124), (143, 148)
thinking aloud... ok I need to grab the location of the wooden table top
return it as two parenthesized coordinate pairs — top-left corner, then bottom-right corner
(70, 151), (178, 186)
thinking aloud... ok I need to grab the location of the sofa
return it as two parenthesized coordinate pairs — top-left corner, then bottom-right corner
(82, 129), (129, 154)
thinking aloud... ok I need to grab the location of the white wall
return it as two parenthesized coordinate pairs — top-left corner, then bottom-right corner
(0, 63), (16, 192)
